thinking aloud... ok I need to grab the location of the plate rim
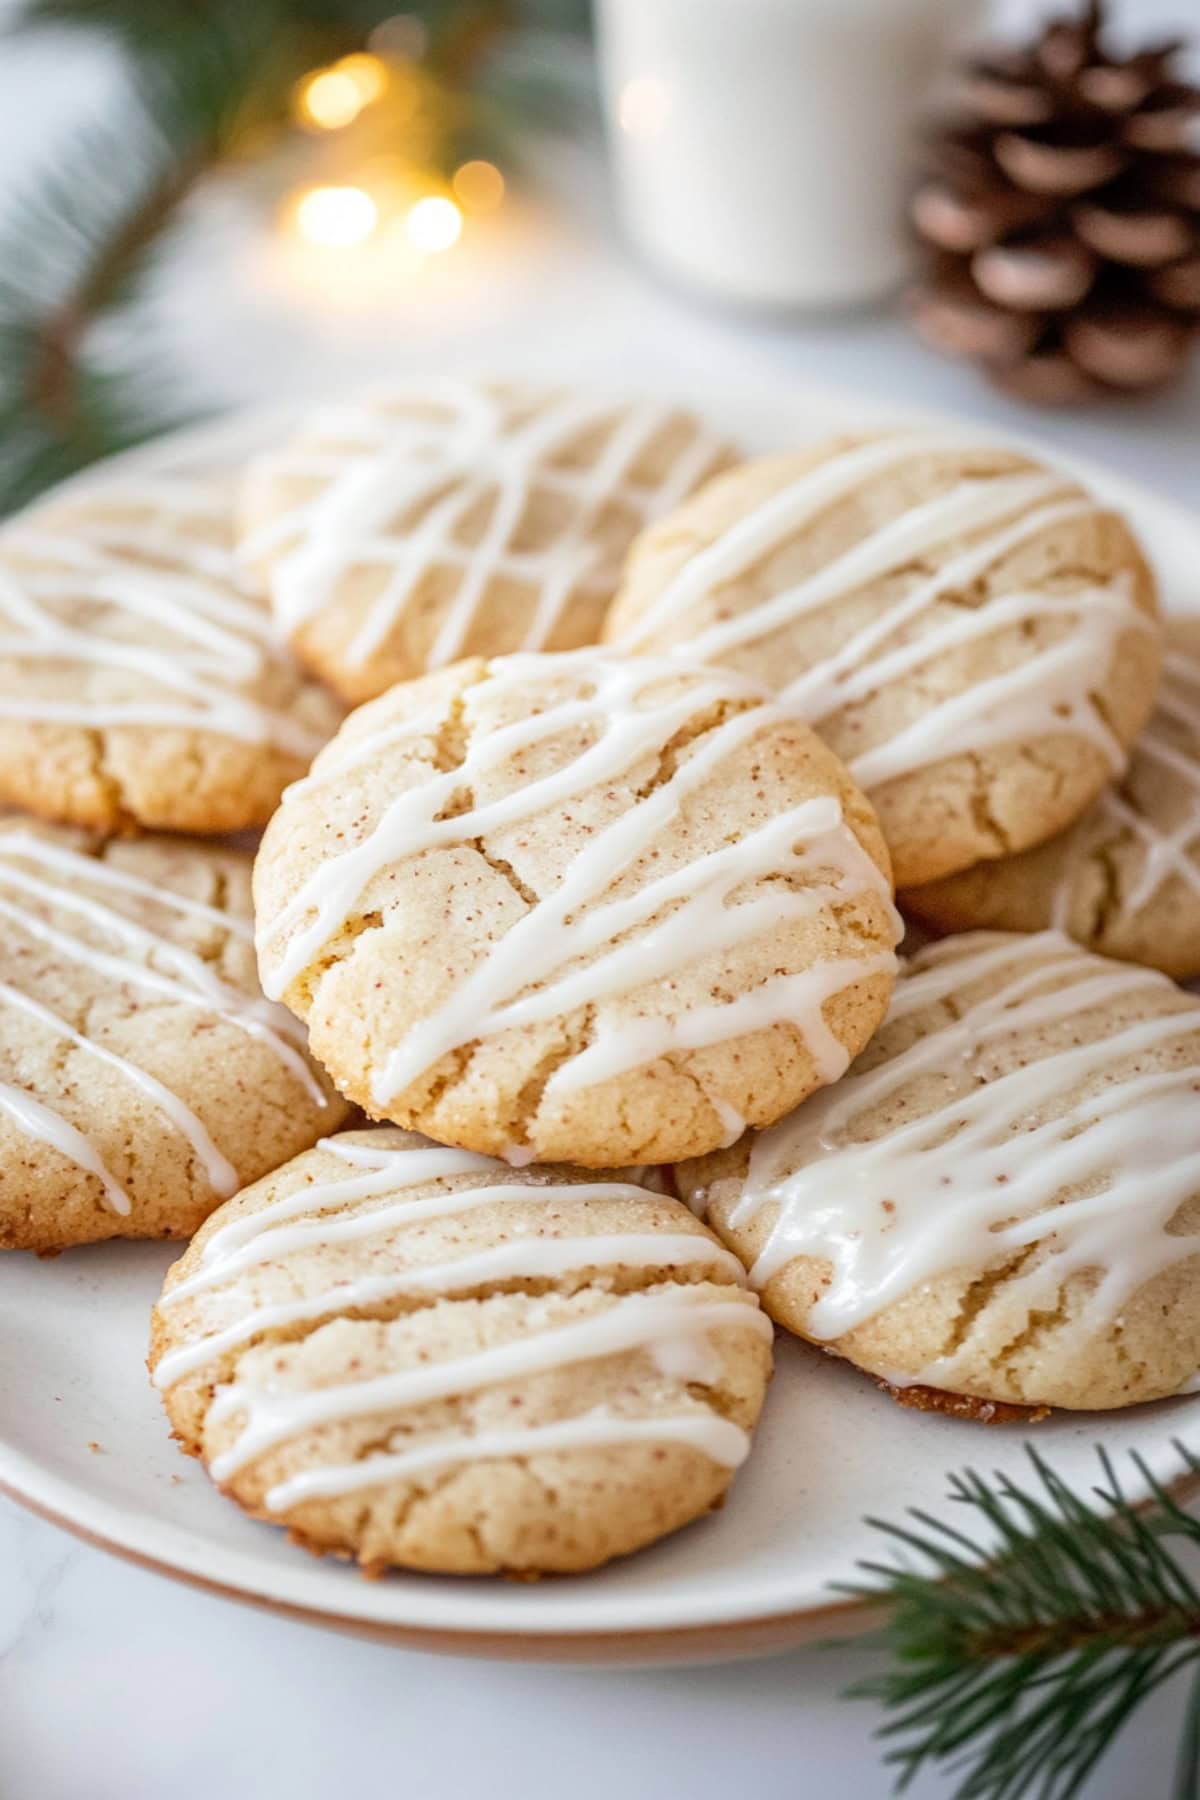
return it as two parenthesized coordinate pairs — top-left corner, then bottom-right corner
(3, 373), (1199, 1659)
(0, 1470), (883, 1663)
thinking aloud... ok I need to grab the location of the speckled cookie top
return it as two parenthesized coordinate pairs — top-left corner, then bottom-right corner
(151, 1128), (772, 1574)
(237, 379), (735, 703)
(253, 648), (900, 1167)
(606, 431), (1161, 887)
(0, 465), (341, 833)
(678, 930), (1200, 1411)
(0, 817), (348, 1251)
(903, 617), (1200, 979)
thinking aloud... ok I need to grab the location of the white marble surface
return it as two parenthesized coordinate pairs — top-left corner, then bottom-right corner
(3, 5), (1200, 1797)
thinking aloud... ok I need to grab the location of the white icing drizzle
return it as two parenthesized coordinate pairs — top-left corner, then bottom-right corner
(36, 472), (240, 585)
(708, 1097), (746, 1150)
(0, 831), (329, 1213)
(0, 978), (238, 1196)
(0, 832), (323, 1101)
(0, 474), (325, 754)
(616, 434), (1153, 789)
(260, 1408), (752, 1513)
(1048, 644), (1200, 924)
(257, 652), (900, 1112)
(154, 1136), (745, 1386)
(728, 932), (1200, 1351)
(0, 1079), (131, 1215)
(241, 381), (729, 669)
(207, 1288), (771, 1486)
(160, 1135), (767, 1506)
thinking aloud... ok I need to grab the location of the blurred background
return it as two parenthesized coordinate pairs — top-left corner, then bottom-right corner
(0, 0), (1197, 519)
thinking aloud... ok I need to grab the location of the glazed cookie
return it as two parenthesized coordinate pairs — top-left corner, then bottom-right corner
(677, 931), (1200, 1415)
(0, 464), (341, 833)
(903, 619), (1200, 980)
(151, 1128), (773, 1576)
(606, 432), (1161, 888)
(253, 650), (900, 1167)
(237, 380), (733, 704)
(0, 818), (349, 1253)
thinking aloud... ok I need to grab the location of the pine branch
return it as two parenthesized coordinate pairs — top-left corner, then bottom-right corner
(847, 1443), (1200, 1799)
(0, 4), (362, 513)
(0, 101), (205, 512)
(0, 0), (596, 513)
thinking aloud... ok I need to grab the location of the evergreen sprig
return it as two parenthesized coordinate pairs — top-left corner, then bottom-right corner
(0, 0), (594, 515)
(850, 1442), (1200, 1799)
(0, 24), (260, 510)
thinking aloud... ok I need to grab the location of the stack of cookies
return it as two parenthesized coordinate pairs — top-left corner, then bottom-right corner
(3, 379), (1198, 1578)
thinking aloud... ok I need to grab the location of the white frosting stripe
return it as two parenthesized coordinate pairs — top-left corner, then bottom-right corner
(0, 470), (325, 754)
(169, 1180), (666, 1302)
(0, 836), (324, 1101)
(617, 434), (1151, 791)
(163, 1137), (766, 1501)
(1045, 639), (1200, 922)
(252, 382), (729, 669)
(0, 831), (254, 940)
(260, 1407), (752, 1512)
(0, 979), (238, 1198)
(730, 932), (1200, 1350)
(257, 652), (899, 1113)
(0, 834), (329, 1213)
(153, 1231), (744, 1387)
(0, 1080), (131, 1216)
(556, 952), (898, 1094)
(207, 1290), (770, 1482)
(177, 1142), (501, 1288)
(846, 609), (1133, 788)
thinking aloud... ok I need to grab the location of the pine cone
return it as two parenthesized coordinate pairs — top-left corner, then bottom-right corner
(909, 0), (1200, 404)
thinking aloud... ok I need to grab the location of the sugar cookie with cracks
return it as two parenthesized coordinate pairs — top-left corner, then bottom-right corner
(0, 818), (349, 1252)
(252, 649), (900, 1167)
(676, 931), (1200, 1415)
(238, 380), (735, 705)
(0, 465), (341, 834)
(904, 619), (1200, 981)
(151, 1129), (773, 1576)
(606, 432), (1160, 888)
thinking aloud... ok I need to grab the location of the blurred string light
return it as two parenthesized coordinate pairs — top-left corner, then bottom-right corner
(406, 194), (462, 252)
(294, 53), (389, 132)
(293, 185), (379, 247)
(286, 32), (508, 267)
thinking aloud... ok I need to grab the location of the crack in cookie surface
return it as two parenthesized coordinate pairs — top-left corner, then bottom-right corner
(254, 649), (900, 1164)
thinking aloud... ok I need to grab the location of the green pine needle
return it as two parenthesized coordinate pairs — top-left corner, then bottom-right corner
(0, 0), (592, 514)
(0, 107), (200, 512)
(847, 1442), (1200, 1800)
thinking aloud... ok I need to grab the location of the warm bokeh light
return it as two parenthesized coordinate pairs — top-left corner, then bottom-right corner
(452, 159), (505, 214)
(406, 194), (463, 253)
(337, 52), (388, 105)
(295, 68), (363, 130)
(294, 185), (379, 247)
(294, 53), (388, 130)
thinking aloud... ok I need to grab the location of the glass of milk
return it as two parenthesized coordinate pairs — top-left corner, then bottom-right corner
(596, 0), (979, 311)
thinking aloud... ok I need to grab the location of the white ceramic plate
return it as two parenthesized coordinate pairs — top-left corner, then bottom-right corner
(1, 382), (1197, 1665)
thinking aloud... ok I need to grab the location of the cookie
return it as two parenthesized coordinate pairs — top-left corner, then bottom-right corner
(0, 464), (341, 833)
(605, 432), (1161, 888)
(903, 619), (1200, 980)
(253, 649), (900, 1167)
(237, 380), (734, 704)
(0, 818), (349, 1252)
(150, 1128), (773, 1576)
(677, 930), (1200, 1413)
